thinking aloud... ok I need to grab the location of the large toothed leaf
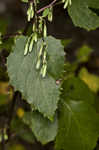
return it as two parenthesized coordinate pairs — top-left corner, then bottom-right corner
(55, 100), (99, 150)
(23, 111), (58, 144)
(7, 36), (64, 119)
(68, 0), (99, 30)
(55, 77), (99, 150)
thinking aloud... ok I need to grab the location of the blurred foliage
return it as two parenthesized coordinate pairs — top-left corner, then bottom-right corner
(0, 82), (13, 103)
(79, 68), (99, 93)
(76, 45), (92, 63)
(0, 17), (15, 52)
(11, 117), (35, 144)
(16, 108), (25, 118)
(0, 68), (9, 81)
(0, 18), (7, 35)
(0, 38), (15, 52)
(8, 144), (26, 150)
(61, 39), (72, 47)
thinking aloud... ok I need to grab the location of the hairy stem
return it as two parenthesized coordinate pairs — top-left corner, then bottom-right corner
(37, 0), (57, 14)
(7, 92), (21, 141)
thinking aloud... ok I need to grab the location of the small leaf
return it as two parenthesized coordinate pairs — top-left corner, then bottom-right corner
(42, 8), (50, 18)
(23, 111), (58, 144)
(43, 23), (47, 38)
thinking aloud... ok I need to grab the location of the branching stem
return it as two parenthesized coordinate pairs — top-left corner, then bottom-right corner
(37, 0), (57, 14)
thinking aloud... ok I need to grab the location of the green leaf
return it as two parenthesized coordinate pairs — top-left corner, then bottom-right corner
(61, 77), (95, 105)
(79, 68), (99, 93)
(23, 111), (58, 144)
(55, 99), (99, 150)
(42, 8), (50, 17)
(76, 45), (92, 63)
(68, 0), (99, 30)
(7, 36), (64, 119)
(55, 77), (99, 150)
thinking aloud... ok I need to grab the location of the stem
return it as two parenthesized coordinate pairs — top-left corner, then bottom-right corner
(2, 33), (21, 40)
(2, 0), (58, 40)
(34, 0), (38, 31)
(7, 92), (21, 141)
(37, 0), (57, 14)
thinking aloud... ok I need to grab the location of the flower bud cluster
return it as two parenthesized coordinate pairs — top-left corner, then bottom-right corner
(36, 41), (47, 78)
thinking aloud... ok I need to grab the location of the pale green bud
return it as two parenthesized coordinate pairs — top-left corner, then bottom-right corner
(69, 0), (72, 5)
(41, 64), (47, 78)
(34, 32), (38, 42)
(48, 11), (53, 22)
(4, 134), (8, 141)
(24, 41), (29, 56)
(48, 8), (53, 22)
(31, 9), (34, 18)
(24, 37), (31, 55)
(62, 0), (65, 3)
(38, 43), (44, 57)
(36, 59), (41, 70)
(30, 3), (34, 18)
(43, 24), (47, 38)
(39, 23), (42, 32)
(30, 3), (33, 11)
(27, 3), (34, 21)
(33, 23), (36, 32)
(43, 50), (47, 62)
(29, 37), (34, 53)
(27, 8), (31, 22)
(64, 0), (69, 9)
(38, 18), (43, 33)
